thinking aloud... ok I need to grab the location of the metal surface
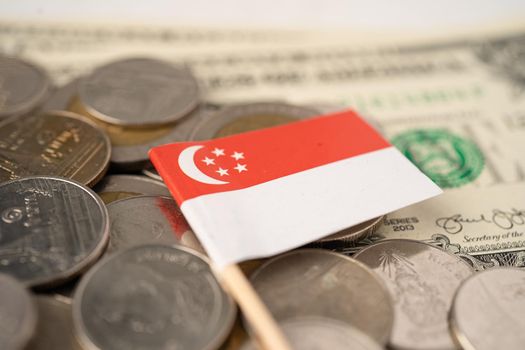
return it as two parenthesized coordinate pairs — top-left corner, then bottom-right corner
(93, 175), (170, 204)
(0, 111), (111, 187)
(250, 249), (394, 345)
(354, 239), (474, 350)
(0, 176), (110, 288)
(450, 267), (525, 350)
(25, 295), (82, 350)
(240, 317), (383, 350)
(0, 273), (36, 350)
(78, 58), (199, 127)
(105, 196), (190, 254)
(0, 56), (50, 118)
(41, 77), (81, 112)
(69, 97), (212, 171)
(315, 216), (384, 244)
(73, 244), (236, 350)
(190, 102), (319, 140)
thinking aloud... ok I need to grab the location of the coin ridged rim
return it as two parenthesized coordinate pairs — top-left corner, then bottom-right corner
(73, 244), (237, 350)
(0, 273), (37, 349)
(44, 110), (111, 187)
(77, 58), (200, 128)
(248, 248), (394, 345)
(315, 215), (385, 244)
(0, 56), (51, 118)
(448, 266), (524, 350)
(189, 102), (320, 140)
(0, 176), (110, 288)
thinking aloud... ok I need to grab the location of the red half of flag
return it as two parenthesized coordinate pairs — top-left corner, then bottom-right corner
(150, 109), (441, 269)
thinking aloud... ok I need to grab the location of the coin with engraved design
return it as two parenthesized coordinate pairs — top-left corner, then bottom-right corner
(313, 216), (384, 246)
(450, 267), (525, 350)
(354, 239), (473, 350)
(0, 56), (50, 118)
(93, 175), (170, 204)
(25, 295), (83, 350)
(190, 102), (319, 140)
(73, 244), (236, 350)
(240, 317), (383, 350)
(78, 58), (199, 127)
(105, 196), (194, 254)
(0, 176), (109, 288)
(0, 111), (110, 186)
(0, 273), (36, 350)
(250, 249), (394, 345)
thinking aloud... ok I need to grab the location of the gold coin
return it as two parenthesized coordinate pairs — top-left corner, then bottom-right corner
(0, 111), (110, 186)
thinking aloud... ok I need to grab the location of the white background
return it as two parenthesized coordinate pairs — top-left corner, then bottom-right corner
(0, 0), (524, 31)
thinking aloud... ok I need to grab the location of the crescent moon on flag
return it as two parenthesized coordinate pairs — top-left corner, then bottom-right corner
(178, 145), (229, 185)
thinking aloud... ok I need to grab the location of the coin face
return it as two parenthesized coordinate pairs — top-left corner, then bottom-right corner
(354, 239), (473, 350)
(450, 267), (525, 350)
(0, 111), (110, 187)
(0, 56), (50, 118)
(93, 175), (171, 204)
(0, 273), (36, 350)
(74, 244), (236, 350)
(105, 196), (190, 254)
(315, 216), (384, 244)
(0, 176), (110, 287)
(190, 102), (319, 140)
(250, 249), (394, 345)
(41, 77), (80, 112)
(25, 295), (82, 350)
(78, 58), (199, 127)
(69, 97), (212, 171)
(240, 317), (383, 350)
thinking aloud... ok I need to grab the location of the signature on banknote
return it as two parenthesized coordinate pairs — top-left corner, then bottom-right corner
(435, 209), (525, 234)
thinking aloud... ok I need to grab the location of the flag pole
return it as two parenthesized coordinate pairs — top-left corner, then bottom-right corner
(181, 231), (291, 349)
(219, 264), (292, 350)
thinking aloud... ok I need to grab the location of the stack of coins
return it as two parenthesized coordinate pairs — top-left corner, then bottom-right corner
(4, 54), (525, 350)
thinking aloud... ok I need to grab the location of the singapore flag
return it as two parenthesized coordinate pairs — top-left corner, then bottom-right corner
(150, 110), (441, 269)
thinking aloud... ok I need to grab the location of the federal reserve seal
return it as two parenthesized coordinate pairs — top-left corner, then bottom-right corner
(392, 129), (484, 188)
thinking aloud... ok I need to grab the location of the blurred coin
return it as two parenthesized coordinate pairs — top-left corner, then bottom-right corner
(93, 175), (170, 204)
(74, 244), (236, 350)
(78, 58), (199, 127)
(25, 295), (82, 350)
(240, 317), (383, 350)
(0, 56), (50, 118)
(105, 196), (194, 254)
(314, 216), (384, 245)
(354, 239), (473, 350)
(250, 249), (393, 345)
(0, 273), (36, 350)
(0, 110), (110, 186)
(40, 77), (80, 112)
(70, 97), (211, 171)
(0, 176), (109, 288)
(142, 166), (163, 181)
(450, 267), (525, 350)
(190, 102), (319, 140)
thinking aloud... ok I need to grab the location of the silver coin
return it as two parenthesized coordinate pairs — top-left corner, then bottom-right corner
(240, 317), (383, 350)
(93, 175), (171, 204)
(40, 77), (81, 112)
(190, 102), (319, 140)
(142, 166), (163, 182)
(25, 295), (82, 350)
(450, 267), (525, 350)
(354, 239), (474, 350)
(73, 244), (236, 350)
(315, 216), (384, 245)
(0, 56), (50, 118)
(78, 58), (199, 127)
(0, 273), (36, 350)
(105, 196), (191, 254)
(250, 249), (394, 345)
(0, 176), (109, 288)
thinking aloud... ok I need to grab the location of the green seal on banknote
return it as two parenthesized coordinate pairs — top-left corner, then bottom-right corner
(392, 129), (484, 188)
